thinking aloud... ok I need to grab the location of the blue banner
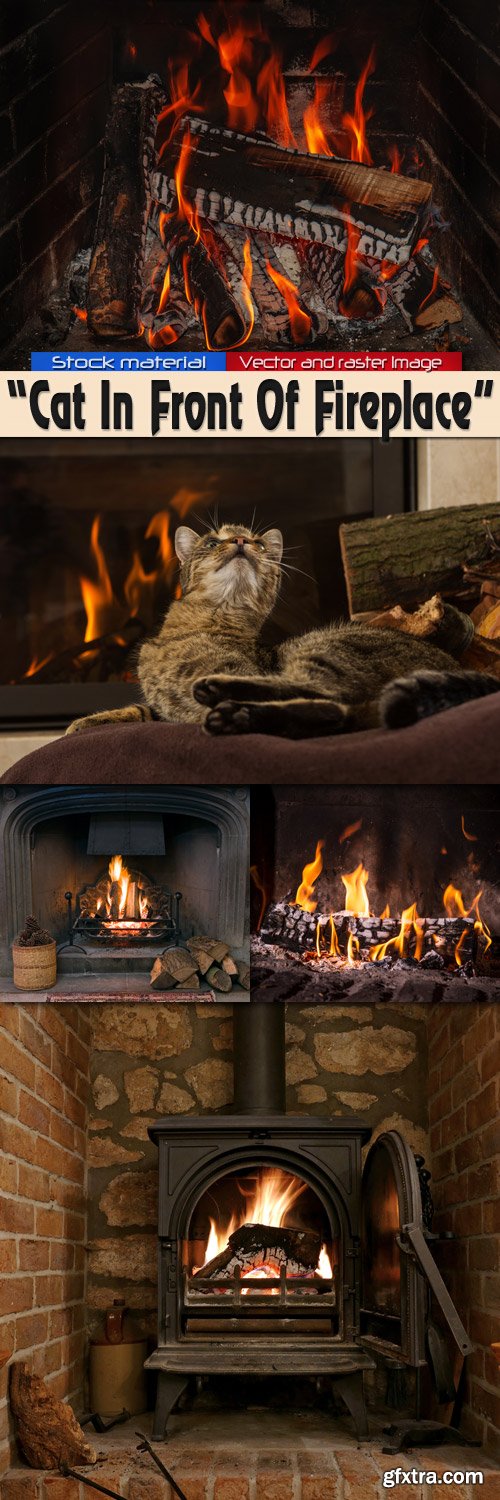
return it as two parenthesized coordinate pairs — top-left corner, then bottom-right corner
(31, 352), (227, 372)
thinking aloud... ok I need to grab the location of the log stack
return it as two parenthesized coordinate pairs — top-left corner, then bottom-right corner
(150, 937), (250, 992)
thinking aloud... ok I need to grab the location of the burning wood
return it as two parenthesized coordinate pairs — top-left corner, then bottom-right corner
(88, 76), (164, 337)
(195, 1223), (322, 1280)
(259, 902), (476, 968)
(155, 116), (432, 267)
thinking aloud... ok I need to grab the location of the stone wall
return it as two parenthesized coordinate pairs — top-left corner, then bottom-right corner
(426, 1003), (500, 1459)
(0, 1002), (90, 1476)
(86, 1001), (430, 1343)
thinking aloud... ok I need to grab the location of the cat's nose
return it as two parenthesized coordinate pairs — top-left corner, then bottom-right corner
(234, 537), (246, 551)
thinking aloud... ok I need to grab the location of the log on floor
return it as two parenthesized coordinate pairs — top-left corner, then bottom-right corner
(10, 1362), (97, 1470)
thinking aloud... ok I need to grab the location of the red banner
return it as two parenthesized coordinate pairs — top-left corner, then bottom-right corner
(226, 352), (463, 372)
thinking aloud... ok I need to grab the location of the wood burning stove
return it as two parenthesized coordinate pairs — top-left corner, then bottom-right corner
(251, 786), (500, 1001)
(146, 1007), (471, 1441)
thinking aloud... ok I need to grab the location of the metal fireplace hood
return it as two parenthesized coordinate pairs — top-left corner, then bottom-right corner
(87, 811), (166, 856)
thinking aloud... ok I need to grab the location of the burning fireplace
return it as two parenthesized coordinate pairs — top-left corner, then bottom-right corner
(0, 435), (410, 730)
(250, 786), (500, 1001)
(146, 1006), (471, 1441)
(0, 784), (249, 985)
(0, 2), (498, 365)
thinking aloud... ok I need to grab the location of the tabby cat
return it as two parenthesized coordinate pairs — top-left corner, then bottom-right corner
(66, 522), (500, 739)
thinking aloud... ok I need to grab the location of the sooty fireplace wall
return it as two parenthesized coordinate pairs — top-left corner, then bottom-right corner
(146, 1006), (471, 1442)
(0, 2), (498, 364)
(251, 785), (500, 1002)
(0, 784), (249, 981)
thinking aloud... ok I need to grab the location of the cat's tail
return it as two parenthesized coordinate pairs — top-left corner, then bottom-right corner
(380, 668), (500, 730)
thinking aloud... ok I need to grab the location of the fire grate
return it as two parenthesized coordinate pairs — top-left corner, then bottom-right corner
(62, 859), (181, 949)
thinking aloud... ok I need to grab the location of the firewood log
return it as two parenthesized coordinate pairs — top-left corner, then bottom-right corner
(340, 504), (500, 616)
(222, 955), (238, 976)
(150, 957), (177, 989)
(176, 972), (200, 989)
(199, 939), (230, 964)
(157, 116), (432, 265)
(10, 1362), (97, 1470)
(195, 1223), (321, 1279)
(206, 964), (232, 992)
(236, 961), (251, 989)
(160, 947), (198, 983)
(186, 939), (214, 975)
(387, 250), (462, 330)
(88, 76), (163, 337)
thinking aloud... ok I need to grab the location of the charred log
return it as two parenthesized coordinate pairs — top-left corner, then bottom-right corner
(195, 1223), (321, 1280)
(88, 76), (163, 337)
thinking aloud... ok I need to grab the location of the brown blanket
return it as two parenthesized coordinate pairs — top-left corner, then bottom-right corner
(2, 695), (499, 785)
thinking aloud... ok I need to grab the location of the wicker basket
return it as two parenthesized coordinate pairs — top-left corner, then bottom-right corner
(12, 940), (57, 991)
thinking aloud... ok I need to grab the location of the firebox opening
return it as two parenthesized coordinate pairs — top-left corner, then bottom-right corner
(181, 1164), (339, 1338)
(251, 786), (500, 1000)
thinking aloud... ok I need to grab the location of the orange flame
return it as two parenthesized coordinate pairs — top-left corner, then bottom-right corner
(389, 144), (402, 173)
(379, 904), (391, 920)
(330, 916), (341, 957)
(107, 855), (130, 921)
(461, 816), (477, 842)
(72, 305), (87, 322)
(341, 864), (370, 917)
(80, 516), (117, 643)
(265, 261), (312, 342)
(339, 216), (361, 316)
(418, 264), (440, 317)
(454, 928), (469, 967)
(339, 820), (362, 844)
(347, 932), (360, 966)
(342, 48), (375, 164)
(295, 840), (324, 913)
(370, 902), (423, 963)
(304, 79), (335, 156)
(23, 653), (54, 679)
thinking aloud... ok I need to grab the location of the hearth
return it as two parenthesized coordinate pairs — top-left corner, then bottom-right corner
(0, 785), (249, 984)
(0, 435), (410, 730)
(1, 3), (498, 365)
(146, 1006), (471, 1440)
(250, 786), (500, 1001)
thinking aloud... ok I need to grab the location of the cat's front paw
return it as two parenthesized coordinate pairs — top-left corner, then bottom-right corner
(205, 702), (252, 735)
(193, 676), (232, 706)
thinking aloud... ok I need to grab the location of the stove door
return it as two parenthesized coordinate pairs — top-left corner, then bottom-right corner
(360, 1130), (470, 1368)
(360, 1130), (424, 1364)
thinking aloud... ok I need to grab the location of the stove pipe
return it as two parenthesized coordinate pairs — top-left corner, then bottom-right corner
(233, 1004), (286, 1115)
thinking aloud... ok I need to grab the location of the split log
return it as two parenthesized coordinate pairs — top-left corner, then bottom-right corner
(222, 955), (238, 976)
(156, 117), (432, 265)
(339, 504), (500, 616)
(160, 947), (198, 983)
(150, 957), (177, 990)
(186, 942), (213, 976)
(178, 972), (200, 989)
(10, 1362), (97, 1471)
(195, 1223), (321, 1280)
(236, 961), (250, 989)
(206, 964), (232, 992)
(198, 939), (230, 964)
(88, 76), (163, 337)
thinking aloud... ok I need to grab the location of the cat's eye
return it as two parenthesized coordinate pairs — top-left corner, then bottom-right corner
(255, 541), (265, 550)
(205, 538), (218, 548)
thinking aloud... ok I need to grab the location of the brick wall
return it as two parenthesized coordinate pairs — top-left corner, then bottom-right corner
(0, 1001), (91, 1477)
(418, 0), (500, 342)
(426, 1003), (500, 1459)
(0, 3), (110, 353)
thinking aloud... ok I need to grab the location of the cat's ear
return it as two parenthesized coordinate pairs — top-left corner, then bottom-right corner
(262, 528), (283, 562)
(175, 527), (199, 564)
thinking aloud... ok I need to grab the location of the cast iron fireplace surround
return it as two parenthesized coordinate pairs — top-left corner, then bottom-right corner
(147, 1007), (471, 1440)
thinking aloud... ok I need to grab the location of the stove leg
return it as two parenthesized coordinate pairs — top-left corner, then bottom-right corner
(152, 1373), (189, 1440)
(333, 1372), (370, 1441)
